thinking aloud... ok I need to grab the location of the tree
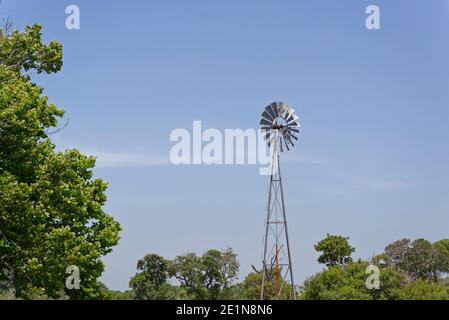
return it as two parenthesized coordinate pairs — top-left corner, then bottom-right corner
(168, 252), (207, 299)
(301, 260), (405, 300)
(202, 248), (239, 299)
(241, 270), (293, 300)
(217, 248), (239, 299)
(0, 24), (121, 299)
(0, 24), (62, 74)
(99, 282), (133, 300)
(314, 234), (355, 267)
(129, 254), (170, 300)
(392, 279), (449, 300)
(383, 239), (449, 282)
(166, 249), (239, 300)
(136, 254), (168, 288)
(433, 239), (449, 273)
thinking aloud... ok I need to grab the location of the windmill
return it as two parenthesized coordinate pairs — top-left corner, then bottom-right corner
(259, 101), (300, 300)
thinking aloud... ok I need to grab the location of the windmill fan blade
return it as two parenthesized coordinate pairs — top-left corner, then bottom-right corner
(270, 103), (278, 118)
(287, 115), (299, 125)
(288, 127), (300, 134)
(284, 137), (290, 151)
(264, 131), (271, 141)
(260, 118), (272, 127)
(286, 111), (296, 122)
(278, 105), (287, 118)
(287, 131), (298, 141)
(265, 106), (276, 120)
(286, 134), (298, 144)
(276, 102), (284, 110)
(287, 121), (299, 127)
(262, 111), (274, 122)
(282, 131), (292, 144)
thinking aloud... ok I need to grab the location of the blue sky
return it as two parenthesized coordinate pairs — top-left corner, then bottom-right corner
(2, 0), (448, 290)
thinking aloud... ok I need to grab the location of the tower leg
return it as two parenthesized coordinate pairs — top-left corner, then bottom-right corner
(261, 170), (273, 300)
(278, 162), (296, 299)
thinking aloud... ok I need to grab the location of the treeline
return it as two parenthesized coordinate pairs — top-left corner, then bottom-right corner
(100, 235), (449, 300)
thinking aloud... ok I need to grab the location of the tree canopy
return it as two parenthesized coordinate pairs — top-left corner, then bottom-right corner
(130, 249), (239, 300)
(0, 24), (121, 299)
(382, 238), (449, 282)
(301, 236), (449, 300)
(314, 234), (355, 267)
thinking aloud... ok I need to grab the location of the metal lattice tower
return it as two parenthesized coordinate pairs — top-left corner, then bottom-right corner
(260, 102), (300, 300)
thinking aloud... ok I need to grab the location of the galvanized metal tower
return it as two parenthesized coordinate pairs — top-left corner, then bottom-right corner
(260, 102), (300, 300)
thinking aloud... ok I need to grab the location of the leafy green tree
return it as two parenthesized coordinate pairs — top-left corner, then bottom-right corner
(0, 24), (121, 299)
(433, 239), (449, 272)
(201, 249), (226, 299)
(392, 279), (449, 300)
(129, 254), (170, 300)
(202, 248), (239, 299)
(99, 282), (133, 300)
(241, 270), (293, 300)
(383, 239), (449, 282)
(220, 283), (244, 300)
(434, 239), (449, 255)
(136, 254), (168, 288)
(0, 23), (62, 74)
(167, 249), (239, 300)
(314, 234), (355, 267)
(216, 248), (239, 299)
(301, 260), (405, 300)
(168, 252), (207, 299)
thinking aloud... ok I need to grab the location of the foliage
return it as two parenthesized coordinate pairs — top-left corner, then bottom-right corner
(391, 279), (449, 300)
(126, 237), (449, 300)
(98, 282), (133, 300)
(241, 270), (293, 300)
(300, 260), (405, 300)
(383, 239), (449, 282)
(0, 24), (62, 74)
(130, 249), (239, 300)
(0, 24), (121, 299)
(129, 254), (170, 300)
(301, 235), (449, 300)
(314, 234), (355, 267)
(168, 249), (239, 300)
